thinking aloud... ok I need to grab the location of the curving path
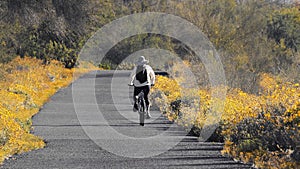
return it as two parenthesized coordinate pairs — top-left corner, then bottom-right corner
(1, 70), (253, 169)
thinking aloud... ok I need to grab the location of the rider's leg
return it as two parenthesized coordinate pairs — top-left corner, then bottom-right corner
(133, 87), (142, 112)
(143, 85), (151, 118)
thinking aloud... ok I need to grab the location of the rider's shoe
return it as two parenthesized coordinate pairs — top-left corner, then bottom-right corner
(146, 112), (151, 119)
(133, 107), (137, 112)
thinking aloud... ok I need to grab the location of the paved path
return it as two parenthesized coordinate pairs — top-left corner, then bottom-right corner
(1, 70), (253, 169)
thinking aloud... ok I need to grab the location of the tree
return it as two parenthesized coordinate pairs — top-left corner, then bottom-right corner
(267, 7), (300, 52)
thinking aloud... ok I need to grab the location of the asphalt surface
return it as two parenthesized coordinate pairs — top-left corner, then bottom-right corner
(1, 70), (253, 169)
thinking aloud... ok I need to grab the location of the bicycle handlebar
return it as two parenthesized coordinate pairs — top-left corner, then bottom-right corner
(128, 84), (155, 87)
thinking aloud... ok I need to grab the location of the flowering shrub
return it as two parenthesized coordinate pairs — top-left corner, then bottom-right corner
(223, 77), (299, 169)
(0, 56), (96, 163)
(152, 72), (299, 169)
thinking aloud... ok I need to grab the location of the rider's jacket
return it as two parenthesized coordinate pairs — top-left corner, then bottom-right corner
(129, 64), (155, 87)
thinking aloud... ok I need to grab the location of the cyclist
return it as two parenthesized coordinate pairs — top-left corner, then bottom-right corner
(129, 56), (155, 119)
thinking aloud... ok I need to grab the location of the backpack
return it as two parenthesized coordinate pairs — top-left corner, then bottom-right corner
(136, 66), (148, 83)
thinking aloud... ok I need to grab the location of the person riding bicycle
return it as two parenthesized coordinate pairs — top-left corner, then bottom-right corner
(129, 56), (155, 119)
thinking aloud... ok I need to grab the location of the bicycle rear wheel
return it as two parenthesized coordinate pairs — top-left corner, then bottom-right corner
(137, 91), (146, 126)
(139, 111), (145, 126)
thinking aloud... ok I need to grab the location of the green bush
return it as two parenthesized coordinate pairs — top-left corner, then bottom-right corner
(267, 7), (300, 52)
(17, 22), (83, 68)
(98, 63), (111, 70)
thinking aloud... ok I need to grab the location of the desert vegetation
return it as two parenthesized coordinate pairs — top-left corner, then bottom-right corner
(151, 72), (299, 168)
(0, 56), (96, 162)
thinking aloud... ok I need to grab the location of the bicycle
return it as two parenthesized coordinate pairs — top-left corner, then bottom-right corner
(129, 85), (147, 126)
